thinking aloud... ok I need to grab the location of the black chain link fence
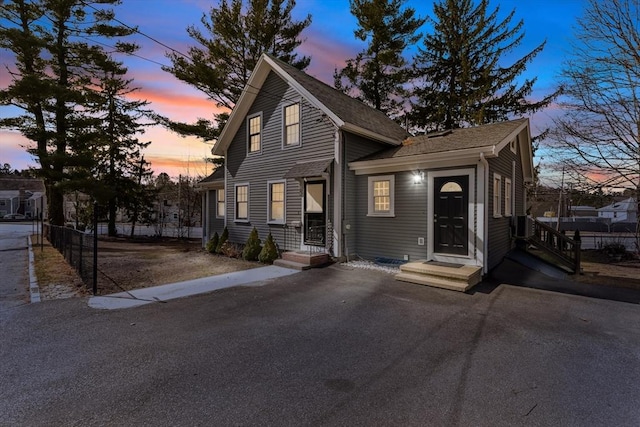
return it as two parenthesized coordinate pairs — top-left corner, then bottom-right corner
(45, 224), (96, 292)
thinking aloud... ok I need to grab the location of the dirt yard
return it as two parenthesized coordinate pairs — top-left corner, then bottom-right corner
(33, 237), (259, 297)
(574, 250), (640, 290)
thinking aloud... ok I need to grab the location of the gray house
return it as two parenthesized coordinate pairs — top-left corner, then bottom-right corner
(201, 53), (534, 291)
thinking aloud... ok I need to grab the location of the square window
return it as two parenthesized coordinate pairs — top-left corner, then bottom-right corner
(284, 103), (300, 146)
(248, 114), (261, 153)
(368, 175), (395, 217)
(268, 181), (285, 223)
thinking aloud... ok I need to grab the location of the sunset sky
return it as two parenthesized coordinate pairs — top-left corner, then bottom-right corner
(0, 0), (583, 182)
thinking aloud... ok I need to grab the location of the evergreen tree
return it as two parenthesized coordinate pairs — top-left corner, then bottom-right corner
(163, 0), (312, 141)
(0, 0), (137, 225)
(411, 0), (556, 131)
(334, 0), (424, 119)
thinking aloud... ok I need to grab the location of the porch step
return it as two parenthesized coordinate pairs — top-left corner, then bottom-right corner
(273, 259), (311, 271)
(280, 251), (330, 268)
(395, 260), (482, 292)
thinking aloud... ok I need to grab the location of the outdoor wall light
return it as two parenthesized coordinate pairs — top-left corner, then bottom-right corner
(413, 171), (425, 184)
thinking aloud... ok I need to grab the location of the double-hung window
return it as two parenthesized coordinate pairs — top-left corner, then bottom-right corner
(493, 173), (502, 217)
(283, 103), (300, 146)
(235, 184), (249, 221)
(247, 114), (261, 153)
(504, 178), (512, 217)
(216, 189), (225, 218)
(367, 175), (395, 217)
(268, 181), (286, 224)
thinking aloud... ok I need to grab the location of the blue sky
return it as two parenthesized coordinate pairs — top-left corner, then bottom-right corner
(0, 0), (584, 182)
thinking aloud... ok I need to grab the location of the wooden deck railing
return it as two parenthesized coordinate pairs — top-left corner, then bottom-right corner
(523, 217), (581, 273)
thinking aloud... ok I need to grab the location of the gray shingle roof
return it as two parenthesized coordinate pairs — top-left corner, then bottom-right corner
(0, 177), (45, 192)
(198, 167), (224, 184)
(268, 55), (409, 144)
(355, 118), (528, 162)
(283, 158), (333, 179)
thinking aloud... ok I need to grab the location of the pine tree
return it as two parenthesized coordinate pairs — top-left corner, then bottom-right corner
(334, 0), (424, 119)
(163, 0), (312, 141)
(411, 0), (556, 131)
(0, 0), (137, 225)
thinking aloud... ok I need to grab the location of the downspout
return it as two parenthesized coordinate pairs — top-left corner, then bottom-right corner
(480, 152), (490, 275)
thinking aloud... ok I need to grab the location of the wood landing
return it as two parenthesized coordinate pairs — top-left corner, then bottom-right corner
(395, 260), (483, 292)
(273, 251), (330, 271)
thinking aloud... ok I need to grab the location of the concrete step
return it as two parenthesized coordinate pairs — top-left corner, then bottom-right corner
(395, 272), (474, 292)
(273, 259), (311, 271)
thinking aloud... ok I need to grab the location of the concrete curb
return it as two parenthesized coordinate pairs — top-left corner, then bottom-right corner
(88, 265), (300, 310)
(27, 235), (41, 303)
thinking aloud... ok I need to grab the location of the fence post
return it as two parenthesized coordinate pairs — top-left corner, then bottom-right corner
(93, 201), (98, 296)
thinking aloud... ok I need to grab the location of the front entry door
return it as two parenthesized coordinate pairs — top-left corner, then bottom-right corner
(304, 181), (326, 246)
(434, 175), (468, 255)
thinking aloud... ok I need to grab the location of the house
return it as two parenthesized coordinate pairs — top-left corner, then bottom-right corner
(598, 197), (637, 223)
(201, 53), (534, 291)
(0, 177), (46, 219)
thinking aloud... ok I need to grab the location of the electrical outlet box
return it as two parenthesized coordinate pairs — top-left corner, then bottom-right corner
(403, 254), (409, 261)
(418, 237), (425, 246)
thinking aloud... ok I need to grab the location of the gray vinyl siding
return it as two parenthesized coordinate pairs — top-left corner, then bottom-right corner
(224, 70), (335, 249)
(487, 142), (522, 270)
(354, 171), (428, 261)
(209, 189), (224, 237)
(343, 132), (390, 257)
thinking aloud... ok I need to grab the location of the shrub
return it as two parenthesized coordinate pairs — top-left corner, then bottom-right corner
(216, 226), (229, 254)
(205, 232), (219, 254)
(242, 227), (262, 261)
(258, 232), (279, 264)
(220, 241), (242, 258)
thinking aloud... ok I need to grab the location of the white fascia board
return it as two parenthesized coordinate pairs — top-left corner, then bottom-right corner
(349, 146), (497, 175)
(213, 56), (272, 156)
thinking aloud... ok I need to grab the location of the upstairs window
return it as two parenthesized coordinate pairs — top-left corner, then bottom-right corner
(284, 103), (300, 146)
(247, 114), (261, 153)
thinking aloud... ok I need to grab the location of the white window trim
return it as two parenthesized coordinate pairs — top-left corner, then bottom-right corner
(234, 183), (250, 222)
(504, 177), (512, 217)
(493, 173), (502, 218)
(216, 189), (225, 219)
(267, 180), (286, 225)
(282, 101), (301, 149)
(367, 175), (395, 217)
(246, 112), (262, 155)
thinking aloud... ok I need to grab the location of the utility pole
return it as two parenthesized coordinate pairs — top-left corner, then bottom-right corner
(556, 166), (565, 231)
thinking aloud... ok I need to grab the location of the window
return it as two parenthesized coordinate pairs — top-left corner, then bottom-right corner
(283, 103), (300, 146)
(510, 137), (518, 154)
(268, 181), (286, 223)
(493, 173), (502, 217)
(235, 184), (249, 221)
(216, 189), (225, 218)
(504, 178), (512, 217)
(367, 175), (395, 217)
(247, 114), (261, 153)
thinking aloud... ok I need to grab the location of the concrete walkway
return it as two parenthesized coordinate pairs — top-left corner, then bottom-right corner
(88, 265), (300, 310)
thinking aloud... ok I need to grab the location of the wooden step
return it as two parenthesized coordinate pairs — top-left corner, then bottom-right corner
(281, 251), (329, 267)
(273, 259), (311, 271)
(395, 272), (474, 292)
(396, 260), (482, 292)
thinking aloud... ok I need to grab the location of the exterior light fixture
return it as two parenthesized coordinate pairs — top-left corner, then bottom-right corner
(413, 171), (424, 184)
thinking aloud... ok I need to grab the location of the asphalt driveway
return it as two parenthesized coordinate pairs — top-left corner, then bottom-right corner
(1, 264), (639, 426)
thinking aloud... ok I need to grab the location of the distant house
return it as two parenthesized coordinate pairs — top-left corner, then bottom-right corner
(199, 53), (535, 291)
(598, 197), (638, 223)
(0, 177), (46, 219)
(570, 205), (598, 217)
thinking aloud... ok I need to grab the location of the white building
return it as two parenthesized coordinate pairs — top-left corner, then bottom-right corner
(597, 197), (638, 223)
